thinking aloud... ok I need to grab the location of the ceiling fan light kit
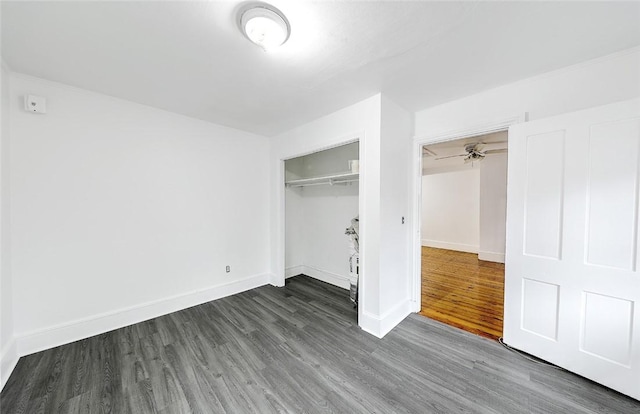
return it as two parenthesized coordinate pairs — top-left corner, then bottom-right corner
(239, 3), (291, 51)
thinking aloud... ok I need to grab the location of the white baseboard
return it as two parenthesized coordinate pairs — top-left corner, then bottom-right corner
(285, 265), (305, 279)
(0, 337), (18, 391)
(421, 239), (478, 254)
(359, 299), (412, 338)
(14, 273), (271, 358)
(268, 272), (284, 287)
(478, 251), (505, 263)
(286, 265), (350, 290)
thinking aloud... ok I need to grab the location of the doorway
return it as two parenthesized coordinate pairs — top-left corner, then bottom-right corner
(419, 131), (508, 339)
(283, 141), (360, 322)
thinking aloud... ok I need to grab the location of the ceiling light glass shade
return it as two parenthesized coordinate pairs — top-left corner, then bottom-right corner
(240, 5), (290, 51)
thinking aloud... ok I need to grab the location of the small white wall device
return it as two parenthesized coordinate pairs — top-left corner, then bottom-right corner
(24, 95), (47, 114)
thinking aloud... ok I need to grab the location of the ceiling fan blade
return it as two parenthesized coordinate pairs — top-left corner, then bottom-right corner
(435, 153), (466, 160)
(422, 147), (438, 157)
(484, 149), (508, 154)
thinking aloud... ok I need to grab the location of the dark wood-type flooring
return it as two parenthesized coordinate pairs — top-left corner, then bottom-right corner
(420, 247), (504, 339)
(2, 275), (638, 413)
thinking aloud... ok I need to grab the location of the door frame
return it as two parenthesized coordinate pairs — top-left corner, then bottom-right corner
(410, 115), (527, 312)
(274, 133), (364, 319)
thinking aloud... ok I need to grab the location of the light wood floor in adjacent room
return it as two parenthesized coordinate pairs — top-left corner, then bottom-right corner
(420, 246), (505, 339)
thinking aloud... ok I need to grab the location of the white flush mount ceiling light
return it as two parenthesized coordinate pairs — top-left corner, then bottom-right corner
(240, 3), (290, 51)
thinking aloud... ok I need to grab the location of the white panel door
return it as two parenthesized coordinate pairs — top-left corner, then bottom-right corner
(505, 98), (640, 400)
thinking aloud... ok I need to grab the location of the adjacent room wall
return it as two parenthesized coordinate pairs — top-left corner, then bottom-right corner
(0, 62), (16, 390)
(421, 168), (480, 253)
(421, 150), (507, 263)
(8, 73), (271, 356)
(479, 153), (507, 262)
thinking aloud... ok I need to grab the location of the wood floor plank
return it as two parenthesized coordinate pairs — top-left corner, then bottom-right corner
(2, 275), (638, 413)
(124, 379), (158, 414)
(420, 246), (505, 339)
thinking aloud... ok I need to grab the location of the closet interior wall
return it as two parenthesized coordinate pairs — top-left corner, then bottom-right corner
(285, 142), (359, 290)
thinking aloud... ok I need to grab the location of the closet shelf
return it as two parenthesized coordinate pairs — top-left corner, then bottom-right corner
(285, 172), (359, 188)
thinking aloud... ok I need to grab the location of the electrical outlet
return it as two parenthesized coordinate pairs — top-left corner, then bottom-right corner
(225, 265), (230, 273)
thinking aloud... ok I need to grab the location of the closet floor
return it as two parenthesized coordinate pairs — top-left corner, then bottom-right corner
(419, 246), (504, 340)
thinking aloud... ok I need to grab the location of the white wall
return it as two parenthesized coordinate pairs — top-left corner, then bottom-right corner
(422, 168), (480, 253)
(0, 62), (16, 390)
(415, 48), (640, 138)
(379, 96), (413, 317)
(271, 94), (380, 320)
(421, 155), (507, 262)
(272, 93), (414, 338)
(479, 153), (507, 262)
(8, 73), (271, 356)
(284, 186), (304, 272)
(288, 184), (358, 288)
(302, 184), (358, 282)
(284, 143), (359, 288)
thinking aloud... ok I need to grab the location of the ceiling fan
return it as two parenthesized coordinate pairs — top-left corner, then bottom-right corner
(435, 142), (507, 163)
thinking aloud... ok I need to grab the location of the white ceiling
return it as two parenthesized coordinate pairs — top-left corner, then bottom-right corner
(2, 1), (639, 136)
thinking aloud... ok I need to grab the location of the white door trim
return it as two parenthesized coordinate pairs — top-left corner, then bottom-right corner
(409, 114), (527, 312)
(274, 132), (364, 319)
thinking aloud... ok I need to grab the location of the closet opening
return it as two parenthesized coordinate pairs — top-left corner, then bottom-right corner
(284, 141), (360, 323)
(419, 132), (507, 339)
